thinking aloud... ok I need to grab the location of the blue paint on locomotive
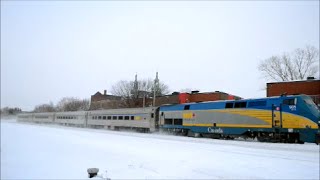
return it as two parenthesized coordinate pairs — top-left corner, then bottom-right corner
(159, 95), (320, 143)
(160, 95), (319, 125)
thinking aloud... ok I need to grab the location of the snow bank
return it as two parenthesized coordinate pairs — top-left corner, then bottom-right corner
(1, 121), (319, 179)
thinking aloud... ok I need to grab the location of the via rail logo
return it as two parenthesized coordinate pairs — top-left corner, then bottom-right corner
(208, 127), (223, 134)
(289, 105), (297, 111)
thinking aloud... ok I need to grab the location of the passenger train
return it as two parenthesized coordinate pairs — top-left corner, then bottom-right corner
(18, 94), (320, 144)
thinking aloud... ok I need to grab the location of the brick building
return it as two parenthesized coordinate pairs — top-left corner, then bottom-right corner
(179, 91), (242, 103)
(140, 91), (242, 107)
(90, 87), (242, 110)
(266, 79), (320, 105)
(90, 90), (123, 110)
(90, 89), (242, 110)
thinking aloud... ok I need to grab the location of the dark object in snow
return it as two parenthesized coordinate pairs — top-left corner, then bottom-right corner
(87, 168), (99, 178)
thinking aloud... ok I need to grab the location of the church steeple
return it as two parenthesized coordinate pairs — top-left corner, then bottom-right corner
(133, 73), (138, 98)
(155, 72), (159, 84)
(153, 72), (159, 106)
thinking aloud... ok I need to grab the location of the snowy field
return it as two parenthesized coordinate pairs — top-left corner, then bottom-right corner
(1, 119), (319, 179)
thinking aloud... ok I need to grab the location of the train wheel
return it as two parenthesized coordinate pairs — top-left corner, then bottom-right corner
(194, 133), (201, 138)
(187, 130), (195, 137)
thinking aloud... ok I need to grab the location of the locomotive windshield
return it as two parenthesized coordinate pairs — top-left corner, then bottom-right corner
(301, 96), (320, 121)
(302, 96), (319, 110)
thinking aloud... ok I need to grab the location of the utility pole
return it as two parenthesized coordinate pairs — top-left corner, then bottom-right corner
(143, 93), (145, 108)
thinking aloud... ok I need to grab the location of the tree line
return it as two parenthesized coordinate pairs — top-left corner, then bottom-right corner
(1, 107), (22, 116)
(33, 97), (90, 112)
(31, 74), (170, 112)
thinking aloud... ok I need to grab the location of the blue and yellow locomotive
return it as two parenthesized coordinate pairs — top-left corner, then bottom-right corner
(18, 94), (320, 144)
(159, 95), (320, 143)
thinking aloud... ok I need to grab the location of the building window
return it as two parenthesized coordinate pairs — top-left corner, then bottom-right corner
(131, 116), (134, 120)
(124, 116), (129, 120)
(103, 116), (106, 120)
(112, 116), (117, 120)
(118, 116), (123, 120)
(107, 116), (111, 120)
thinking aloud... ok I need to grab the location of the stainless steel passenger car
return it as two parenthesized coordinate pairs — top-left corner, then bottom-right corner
(33, 112), (55, 123)
(17, 107), (159, 133)
(17, 113), (34, 123)
(87, 107), (158, 132)
(55, 111), (87, 127)
(18, 112), (55, 124)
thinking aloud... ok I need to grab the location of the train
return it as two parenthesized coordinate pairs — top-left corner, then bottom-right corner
(18, 94), (320, 144)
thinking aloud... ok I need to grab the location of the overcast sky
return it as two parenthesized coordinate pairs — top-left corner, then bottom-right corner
(1, 1), (319, 111)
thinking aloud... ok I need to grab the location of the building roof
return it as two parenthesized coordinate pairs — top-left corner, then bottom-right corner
(267, 79), (319, 84)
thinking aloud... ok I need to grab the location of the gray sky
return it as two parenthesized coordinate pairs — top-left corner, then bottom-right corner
(1, 1), (319, 111)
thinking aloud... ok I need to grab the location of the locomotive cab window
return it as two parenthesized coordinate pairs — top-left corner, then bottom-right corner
(283, 98), (295, 105)
(173, 119), (183, 125)
(184, 105), (190, 110)
(234, 102), (247, 108)
(164, 119), (173, 125)
(225, 102), (234, 108)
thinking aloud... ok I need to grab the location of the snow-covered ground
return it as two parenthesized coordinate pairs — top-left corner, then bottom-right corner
(1, 119), (319, 179)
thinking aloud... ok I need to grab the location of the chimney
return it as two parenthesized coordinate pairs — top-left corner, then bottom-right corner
(307, 77), (315, 80)
(104, 90), (107, 95)
(191, 90), (199, 94)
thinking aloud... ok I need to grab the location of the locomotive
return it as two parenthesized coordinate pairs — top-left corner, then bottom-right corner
(18, 94), (320, 144)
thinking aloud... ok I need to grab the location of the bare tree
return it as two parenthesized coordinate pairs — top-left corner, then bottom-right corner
(111, 80), (133, 99)
(258, 45), (319, 81)
(111, 78), (170, 108)
(56, 97), (90, 112)
(33, 102), (56, 112)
